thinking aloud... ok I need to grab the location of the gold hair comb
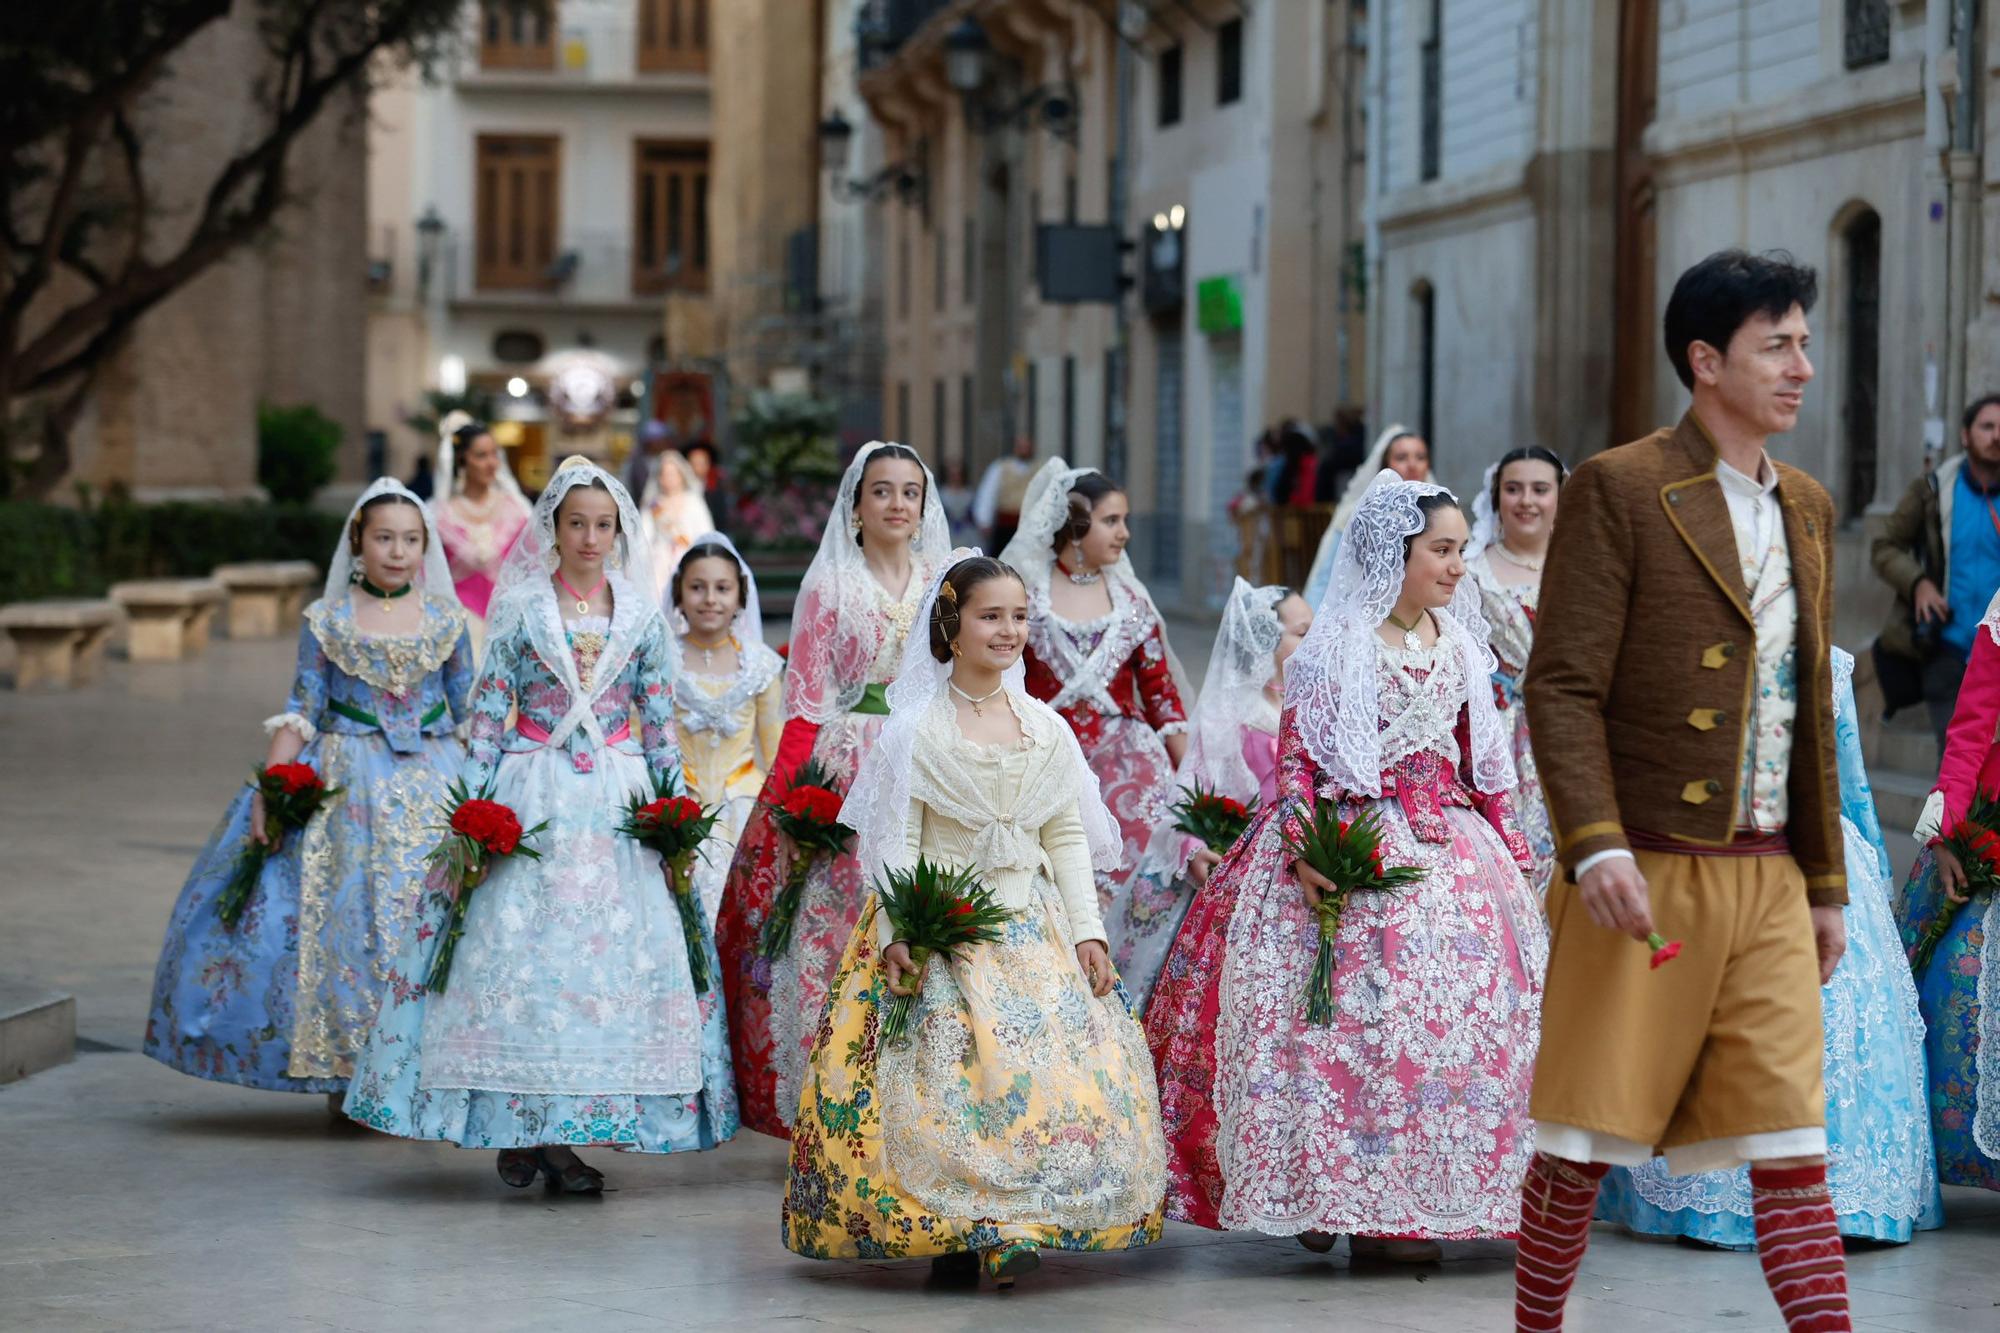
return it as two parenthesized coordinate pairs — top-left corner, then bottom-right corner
(938, 581), (959, 605)
(555, 453), (594, 473)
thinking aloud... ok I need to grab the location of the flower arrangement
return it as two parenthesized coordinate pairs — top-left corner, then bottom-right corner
(618, 770), (721, 992)
(1281, 801), (1425, 1025)
(216, 762), (342, 927)
(874, 858), (1011, 1044)
(1169, 784), (1256, 858)
(1911, 788), (2000, 973)
(759, 759), (855, 959)
(423, 778), (548, 993)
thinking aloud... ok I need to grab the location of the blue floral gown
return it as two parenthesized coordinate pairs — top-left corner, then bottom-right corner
(145, 594), (473, 1092)
(345, 581), (737, 1151)
(1597, 648), (1943, 1243)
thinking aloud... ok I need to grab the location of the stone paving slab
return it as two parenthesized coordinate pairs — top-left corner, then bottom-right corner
(4, 628), (1999, 1332)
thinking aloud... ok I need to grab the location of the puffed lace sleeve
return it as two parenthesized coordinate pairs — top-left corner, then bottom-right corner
(263, 616), (330, 742)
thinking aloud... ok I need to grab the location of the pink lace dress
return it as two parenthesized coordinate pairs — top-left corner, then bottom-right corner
(1144, 636), (1546, 1237)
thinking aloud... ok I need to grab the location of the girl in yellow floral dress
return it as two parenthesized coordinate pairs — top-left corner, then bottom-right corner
(781, 553), (1167, 1288)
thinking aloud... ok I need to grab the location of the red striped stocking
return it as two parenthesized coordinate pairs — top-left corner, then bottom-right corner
(1749, 1163), (1851, 1332)
(1514, 1153), (1608, 1332)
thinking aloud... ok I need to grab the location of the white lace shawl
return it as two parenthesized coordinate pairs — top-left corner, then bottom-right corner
(840, 554), (1122, 894)
(320, 477), (456, 602)
(788, 441), (951, 724)
(486, 459), (664, 753)
(1284, 469), (1514, 798)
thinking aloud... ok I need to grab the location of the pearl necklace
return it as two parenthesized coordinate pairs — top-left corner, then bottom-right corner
(1494, 543), (1546, 573)
(949, 679), (1006, 717)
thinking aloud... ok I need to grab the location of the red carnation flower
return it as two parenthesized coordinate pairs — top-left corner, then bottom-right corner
(635, 798), (671, 827)
(949, 900), (974, 918)
(666, 796), (703, 823)
(452, 798), (523, 855)
(268, 762), (321, 796)
(1645, 932), (1683, 969)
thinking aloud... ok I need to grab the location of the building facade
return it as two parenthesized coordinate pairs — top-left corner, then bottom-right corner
(1366, 0), (1999, 648)
(1125, 0), (1368, 610)
(366, 0), (714, 489)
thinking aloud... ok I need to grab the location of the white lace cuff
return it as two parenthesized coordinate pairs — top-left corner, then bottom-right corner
(263, 711), (316, 743)
(1157, 720), (1189, 738)
(1914, 789), (1944, 843)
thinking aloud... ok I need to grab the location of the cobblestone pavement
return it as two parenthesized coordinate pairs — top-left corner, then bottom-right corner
(3, 631), (1996, 1332)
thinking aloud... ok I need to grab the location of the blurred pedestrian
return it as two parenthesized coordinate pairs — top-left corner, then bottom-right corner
(1870, 392), (2000, 751)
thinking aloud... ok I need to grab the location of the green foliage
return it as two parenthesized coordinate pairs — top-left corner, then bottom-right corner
(732, 391), (843, 496)
(256, 403), (342, 503)
(0, 498), (342, 604)
(403, 388), (498, 445)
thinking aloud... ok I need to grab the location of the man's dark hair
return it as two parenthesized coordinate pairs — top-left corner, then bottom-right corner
(1662, 249), (1818, 390)
(1963, 393), (2000, 433)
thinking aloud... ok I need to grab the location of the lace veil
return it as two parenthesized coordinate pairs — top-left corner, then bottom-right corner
(787, 441), (951, 724)
(1284, 469), (1514, 797)
(840, 551), (1123, 892)
(1466, 460), (1502, 560)
(320, 477), (455, 602)
(485, 456), (663, 750)
(997, 456), (1191, 696)
(662, 529), (782, 686)
(435, 410), (528, 505)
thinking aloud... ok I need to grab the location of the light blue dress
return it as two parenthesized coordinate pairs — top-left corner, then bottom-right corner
(145, 594), (472, 1091)
(344, 576), (737, 1151)
(1595, 648), (1943, 1244)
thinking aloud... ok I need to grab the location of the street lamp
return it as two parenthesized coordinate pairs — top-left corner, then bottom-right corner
(816, 109), (927, 214)
(944, 17), (1079, 144)
(415, 206), (446, 300)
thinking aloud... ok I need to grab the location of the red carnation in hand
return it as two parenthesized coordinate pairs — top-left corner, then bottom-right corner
(784, 785), (843, 825)
(269, 762), (321, 796)
(635, 798), (670, 827)
(666, 796), (703, 823)
(1645, 932), (1683, 969)
(949, 900), (974, 918)
(452, 798), (523, 856)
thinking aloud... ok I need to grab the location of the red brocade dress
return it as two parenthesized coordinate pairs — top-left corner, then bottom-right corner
(714, 570), (925, 1138)
(1143, 637), (1545, 1238)
(1021, 573), (1187, 918)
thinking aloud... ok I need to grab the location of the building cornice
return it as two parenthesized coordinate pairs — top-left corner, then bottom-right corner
(1641, 56), (1924, 187)
(1371, 158), (1532, 234)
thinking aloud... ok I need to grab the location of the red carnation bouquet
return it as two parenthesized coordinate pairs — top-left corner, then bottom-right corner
(1281, 801), (1425, 1025)
(1170, 784), (1257, 857)
(1912, 788), (2000, 973)
(423, 777), (549, 993)
(874, 857), (1011, 1044)
(617, 770), (720, 992)
(758, 759), (855, 959)
(217, 762), (343, 927)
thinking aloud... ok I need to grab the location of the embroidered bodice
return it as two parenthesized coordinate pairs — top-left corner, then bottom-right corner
(783, 566), (926, 722)
(436, 490), (529, 582)
(1276, 636), (1530, 864)
(1021, 574), (1187, 746)
(1468, 553), (1539, 689)
(675, 643), (785, 806)
(465, 605), (678, 786)
(268, 594), (473, 753)
(881, 693), (1104, 948)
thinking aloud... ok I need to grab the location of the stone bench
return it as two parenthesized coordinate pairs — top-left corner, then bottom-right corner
(110, 578), (225, 661)
(213, 560), (319, 638)
(0, 599), (122, 690)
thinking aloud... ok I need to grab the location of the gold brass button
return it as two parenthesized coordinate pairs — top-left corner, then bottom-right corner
(1681, 779), (1718, 805)
(1688, 708), (1725, 731)
(1701, 642), (1735, 669)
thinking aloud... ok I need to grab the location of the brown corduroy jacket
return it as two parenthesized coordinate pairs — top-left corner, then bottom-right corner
(1523, 412), (1847, 907)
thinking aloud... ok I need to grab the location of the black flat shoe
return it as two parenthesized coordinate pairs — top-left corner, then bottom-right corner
(928, 1251), (979, 1284)
(496, 1149), (540, 1188)
(537, 1148), (605, 1196)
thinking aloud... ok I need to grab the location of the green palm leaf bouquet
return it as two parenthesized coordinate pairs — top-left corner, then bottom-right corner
(875, 857), (1011, 1044)
(1281, 801), (1425, 1025)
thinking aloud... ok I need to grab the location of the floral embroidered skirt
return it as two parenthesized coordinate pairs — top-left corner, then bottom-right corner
(144, 733), (460, 1092)
(1894, 844), (2000, 1191)
(1112, 848), (1197, 1015)
(717, 715), (883, 1138)
(1146, 799), (1544, 1237)
(1598, 816), (1943, 1242)
(343, 742), (737, 1152)
(1081, 713), (1177, 918)
(782, 880), (1167, 1261)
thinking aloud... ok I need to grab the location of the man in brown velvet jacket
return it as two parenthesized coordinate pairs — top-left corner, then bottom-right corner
(1511, 251), (1854, 1333)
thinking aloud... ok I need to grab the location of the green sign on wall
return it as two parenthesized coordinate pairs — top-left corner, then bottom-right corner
(1196, 274), (1243, 335)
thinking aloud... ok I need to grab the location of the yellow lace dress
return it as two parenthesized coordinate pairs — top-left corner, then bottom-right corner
(781, 692), (1166, 1262)
(673, 641), (786, 923)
